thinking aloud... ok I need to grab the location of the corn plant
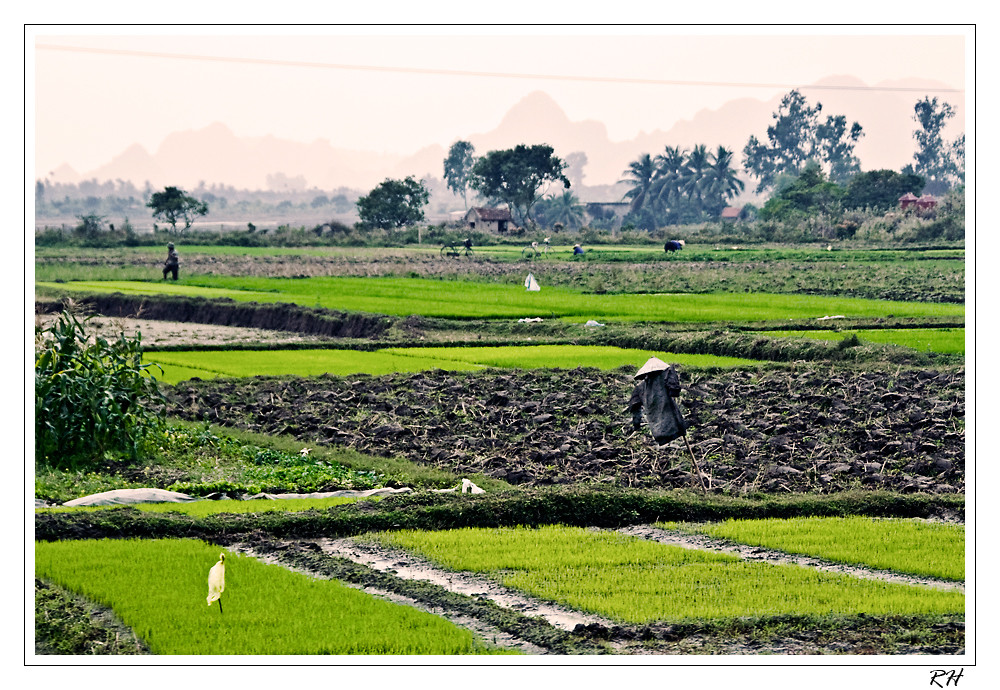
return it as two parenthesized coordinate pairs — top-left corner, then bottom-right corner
(35, 309), (166, 470)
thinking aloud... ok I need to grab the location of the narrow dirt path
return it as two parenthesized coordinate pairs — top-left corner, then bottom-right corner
(232, 542), (550, 655)
(617, 525), (965, 592)
(314, 537), (618, 632)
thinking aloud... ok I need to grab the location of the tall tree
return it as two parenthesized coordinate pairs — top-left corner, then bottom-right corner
(620, 153), (656, 215)
(815, 115), (865, 184)
(903, 96), (963, 195)
(649, 146), (687, 220)
(743, 90), (863, 194)
(146, 186), (208, 232)
(760, 162), (844, 220)
(703, 146), (745, 216)
(356, 176), (429, 229)
(443, 140), (476, 210)
(843, 169), (924, 212)
(680, 144), (712, 217)
(468, 144), (569, 227)
(539, 190), (585, 230)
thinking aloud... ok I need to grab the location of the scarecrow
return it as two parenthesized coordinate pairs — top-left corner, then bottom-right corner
(628, 356), (707, 492)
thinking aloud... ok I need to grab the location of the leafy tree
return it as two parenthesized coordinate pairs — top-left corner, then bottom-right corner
(951, 134), (966, 183)
(146, 186), (209, 231)
(356, 176), (429, 229)
(743, 90), (863, 193)
(74, 213), (106, 240)
(759, 162), (844, 221)
(443, 140), (477, 210)
(902, 97), (963, 195)
(843, 169), (924, 212)
(815, 114), (864, 184)
(468, 144), (569, 227)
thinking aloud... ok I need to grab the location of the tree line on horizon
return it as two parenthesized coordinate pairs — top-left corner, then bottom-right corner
(36, 91), (965, 238)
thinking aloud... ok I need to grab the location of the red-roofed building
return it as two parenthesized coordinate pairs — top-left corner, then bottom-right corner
(720, 206), (742, 222)
(916, 194), (938, 210)
(465, 207), (513, 233)
(898, 192), (919, 210)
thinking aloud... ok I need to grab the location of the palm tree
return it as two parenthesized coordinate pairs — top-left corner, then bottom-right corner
(620, 154), (656, 215)
(543, 190), (586, 230)
(680, 144), (712, 217)
(704, 145), (745, 216)
(649, 146), (687, 221)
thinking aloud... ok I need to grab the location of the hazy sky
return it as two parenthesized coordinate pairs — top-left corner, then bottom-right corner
(30, 27), (968, 177)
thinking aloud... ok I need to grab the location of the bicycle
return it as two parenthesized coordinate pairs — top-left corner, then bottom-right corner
(521, 242), (542, 259)
(441, 244), (473, 258)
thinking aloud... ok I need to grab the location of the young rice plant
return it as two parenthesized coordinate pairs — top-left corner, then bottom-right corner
(35, 538), (514, 655)
(368, 525), (964, 624)
(679, 516), (965, 581)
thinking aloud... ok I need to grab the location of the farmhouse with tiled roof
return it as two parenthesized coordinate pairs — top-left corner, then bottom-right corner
(465, 207), (513, 233)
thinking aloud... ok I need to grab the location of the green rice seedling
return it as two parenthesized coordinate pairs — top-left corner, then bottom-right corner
(368, 526), (964, 624)
(35, 538), (515, 655)
(145, 348), (485, 384)
(681, 516), (965, 581)
(757, 328), (965, 355)
(144, 345), (758, 385)
(40, 276), (965, 323)
(380, 345), (759, 370)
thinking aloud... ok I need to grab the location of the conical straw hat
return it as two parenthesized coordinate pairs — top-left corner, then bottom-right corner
(634, 356), (669, 379)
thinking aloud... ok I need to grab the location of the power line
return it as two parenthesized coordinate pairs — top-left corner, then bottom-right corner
(36, 43), (964, 94)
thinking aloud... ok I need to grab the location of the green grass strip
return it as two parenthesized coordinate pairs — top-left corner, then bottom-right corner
(38, 496), (372, 517)
(680, 516), (965, 581)
(144, 345), (759, 384)
(39, 277), (965, 323)
(759, 328), (965, 354)
(370, 525), (964, 624)
(35, 538), (514, 655)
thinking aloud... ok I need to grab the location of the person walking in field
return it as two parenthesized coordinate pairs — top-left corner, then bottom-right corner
(163, 242), (179, 280)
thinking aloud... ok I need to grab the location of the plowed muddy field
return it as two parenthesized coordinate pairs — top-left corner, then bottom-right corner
(165, 365), (964, 495)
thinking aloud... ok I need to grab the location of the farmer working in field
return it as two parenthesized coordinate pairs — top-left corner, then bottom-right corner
(163, 242), (179, 280)
(629, 356), (689, 446)
(629, 356), (707, 490)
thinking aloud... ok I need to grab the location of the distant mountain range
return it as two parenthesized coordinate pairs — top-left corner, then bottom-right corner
(45, 76), (963, 201)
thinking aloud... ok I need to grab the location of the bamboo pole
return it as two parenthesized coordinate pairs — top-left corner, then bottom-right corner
(682, 434), (708, 494)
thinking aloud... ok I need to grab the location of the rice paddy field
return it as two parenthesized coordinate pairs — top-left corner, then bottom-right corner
(757, 327), (966, 354)
(35, 538), (512, 655)
(676, 516), (965, 581)
(33, 240), (968, 658)
(36, 275), (964, 322)
(367, 525), (964, 623)
(145, 345), (760, 385)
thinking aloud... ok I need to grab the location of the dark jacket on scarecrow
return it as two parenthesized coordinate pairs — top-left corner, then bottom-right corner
(629, 361), (688, 446)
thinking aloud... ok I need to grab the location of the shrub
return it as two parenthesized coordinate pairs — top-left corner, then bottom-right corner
(35, 308), (166, 470)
